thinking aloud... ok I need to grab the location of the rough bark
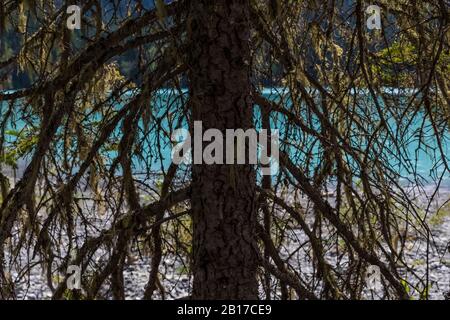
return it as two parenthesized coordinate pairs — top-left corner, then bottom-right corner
(187, 0), (259, 299)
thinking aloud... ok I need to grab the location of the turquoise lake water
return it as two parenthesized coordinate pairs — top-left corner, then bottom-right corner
(137, 88), (450, 187)
(1, 89), (449, 187)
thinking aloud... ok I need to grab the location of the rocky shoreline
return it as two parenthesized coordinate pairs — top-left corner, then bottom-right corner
(2, 165), (449, 300)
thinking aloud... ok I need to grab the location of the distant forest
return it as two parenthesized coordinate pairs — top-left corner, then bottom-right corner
(0, 0), (419, 90)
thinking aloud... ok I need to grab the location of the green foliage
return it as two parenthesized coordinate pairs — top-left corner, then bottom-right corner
(1, 129), (38, 168)
(377, 41), (417, 65)
(373, 38), (450, 88)
(372, 41), (417, 86)
(400, 279), (411, 297)
(63, 289), (87, 300)
(420, 285), (430, 300)
(429, 202), (450, 226)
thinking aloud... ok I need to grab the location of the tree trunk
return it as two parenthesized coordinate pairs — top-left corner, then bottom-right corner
(187, 1), (259, 299)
